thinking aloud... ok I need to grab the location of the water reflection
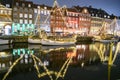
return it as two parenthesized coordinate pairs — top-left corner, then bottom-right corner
(0, 42), (120, 80)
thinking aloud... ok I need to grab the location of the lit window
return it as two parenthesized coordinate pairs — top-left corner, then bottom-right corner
(92, 13), (94, 16)
(29, 20), (32, 24)
(6, 4), (10, 8)
(104, 15), (106, 18)
(84, 9), (87, 13)
(37, 6), (40, 9)
(24, 14), (28, 18)
(34, 9), (37, 13)
(29, 14), (32, 18)
(1, 10), (3, 14)
(20, 13), (23, 18)
(38, 10), (40, 14)
(47, 11), (50, 14)
(28, 4), (31, 7)
(44, 11), (47, 15)
(24, 20), (28, 24)
(20, 19), (23, 24)
(41, 10), (44, 14)
(44, 7), (47, 9)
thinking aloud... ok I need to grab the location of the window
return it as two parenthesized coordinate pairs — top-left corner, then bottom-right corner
(20, 19), (23, 24)
(24, 20), (28, 24)
(104, 15), (106, 18)
(44, 7), (47, 9)
(8, 11), (11, 15)
(24, 8), (28, 12)
(34, 9), (37, 13)
(44, 11), (47, 15)
(16, 2), (19, 6)
(29, 14), (32, 18)
(6, 4), (10, 8)
(0, 10), (3, 14)
(22, 3), (25, 7)
(28, 4), (31, 7)
(20, 13), (23, 18)
(29, 20), (32, 24)
(14, 7), (17, 11)
(47, 11), (50, 14)
(37, 6), (40, 9)
(41, 10), (44, 14)
(24, 14), (28, 18)
(4, 11), (7, 14)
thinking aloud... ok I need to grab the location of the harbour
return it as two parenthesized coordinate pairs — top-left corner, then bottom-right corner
(0, 42), (120, 80)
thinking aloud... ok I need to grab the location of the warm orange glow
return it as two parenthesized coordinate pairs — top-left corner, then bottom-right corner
(67, 52), (76, 58)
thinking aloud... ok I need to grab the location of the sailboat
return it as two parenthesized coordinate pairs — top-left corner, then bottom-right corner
(28, 0), (76, 45)
(41, 0), (76, 45)
(93, 18), (118, 43)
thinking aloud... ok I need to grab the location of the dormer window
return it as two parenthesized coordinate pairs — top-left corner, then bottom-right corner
(84, 9), (87, 13)
(104, 15), (106, 18)
(28, 4), (31, 7)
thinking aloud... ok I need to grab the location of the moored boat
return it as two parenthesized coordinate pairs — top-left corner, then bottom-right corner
(28, 38), (41, 44)
(41, 39), (75, 46)
(0, 39), (10, 45)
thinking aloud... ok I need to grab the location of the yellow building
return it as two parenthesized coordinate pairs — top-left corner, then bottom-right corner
(90, 17), (103, 35)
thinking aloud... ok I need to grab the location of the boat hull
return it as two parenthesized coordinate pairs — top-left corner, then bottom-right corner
(28, 38), (41, 44)
(0, 39), (9, 45)
(93, 39), (118, 43)
(41, 39), (75, 46)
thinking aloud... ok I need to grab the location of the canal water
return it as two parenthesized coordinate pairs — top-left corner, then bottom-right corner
(0, 42), (120, 80)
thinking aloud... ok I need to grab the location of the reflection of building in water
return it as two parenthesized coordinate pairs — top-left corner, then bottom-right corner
(90, 42), (120, 66)
(75, 44), (100, 67)
(48, 49), (67, 68)
(90, 42), (109, 62)
(12, 48), (49, 67)
(0, 51), (12, 72)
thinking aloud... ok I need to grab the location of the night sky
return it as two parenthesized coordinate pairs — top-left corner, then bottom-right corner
(27, 0), (120, 16)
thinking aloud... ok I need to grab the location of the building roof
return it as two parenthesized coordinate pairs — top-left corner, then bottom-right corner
(73, 5), (110, 18)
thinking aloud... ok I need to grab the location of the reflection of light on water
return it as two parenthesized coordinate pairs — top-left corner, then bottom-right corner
(93, 42), (120, 66)
(76, 45), (86, 50)
(31, 53), (73, 80)
(31, 54), (53, 80)
(93, 43), (106, 62)
(2, 54), (25, 80)
(2, 47), (75, 80)
(108, 65), (111, 80)
(108, 42), (120, 65)
(81, 62), (84, 67)
(0, 52), (11, 58)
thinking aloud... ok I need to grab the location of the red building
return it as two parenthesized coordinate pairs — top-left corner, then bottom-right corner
(73, 6), (91, 35)
(65, 8), (79, 34)
(50, 5), (66, 35)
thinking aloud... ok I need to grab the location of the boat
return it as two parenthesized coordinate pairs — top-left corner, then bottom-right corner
(93, 19), (119, 43)
(93, 34), (118, 43)
(28, 0), (77, 45)
(93, 38), (118, 43)
(41, 39), (75, 46)
(28, 38), (41, 44)
(0, 39), (10, 45)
